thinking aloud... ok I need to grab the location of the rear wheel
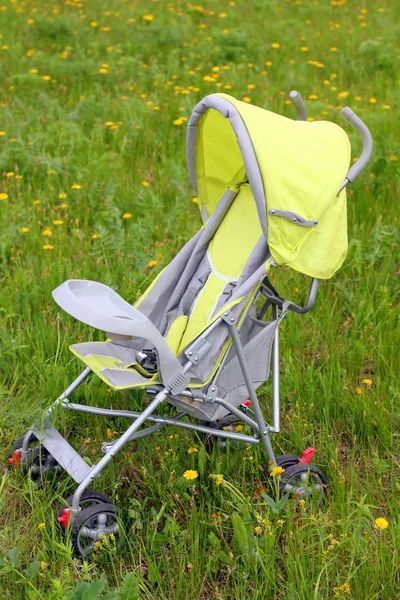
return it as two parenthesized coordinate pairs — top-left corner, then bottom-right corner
(279, 464), (327, 503)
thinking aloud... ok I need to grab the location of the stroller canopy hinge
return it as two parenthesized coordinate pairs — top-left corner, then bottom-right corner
(269, 209), (318, 227)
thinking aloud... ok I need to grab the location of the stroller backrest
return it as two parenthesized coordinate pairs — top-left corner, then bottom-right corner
(177, 181), (263, 351)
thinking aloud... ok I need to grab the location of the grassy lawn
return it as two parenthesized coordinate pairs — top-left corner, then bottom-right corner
(0, 0), (399, 598)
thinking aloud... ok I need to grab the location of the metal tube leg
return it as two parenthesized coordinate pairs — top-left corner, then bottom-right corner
(271, 305), (280, 433)
(229, 325), (277, 466)
(71, 389), (168, 512)
(45, 367), (92, 416)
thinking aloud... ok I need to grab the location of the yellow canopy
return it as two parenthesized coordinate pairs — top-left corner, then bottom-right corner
(187, 93), (351, 279)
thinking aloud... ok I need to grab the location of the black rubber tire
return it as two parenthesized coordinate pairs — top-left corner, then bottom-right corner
(70, 503), (120, 557)
(22, 445), (63, 486)
(12, 436), (26, 451)
(263, 454), (300, 479)
(279, 463), (327, 502)
(57, 490), (112, 520)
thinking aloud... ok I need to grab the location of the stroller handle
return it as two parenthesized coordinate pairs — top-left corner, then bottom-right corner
(288, 90), (307, 121)
(339, 106), (373, 192)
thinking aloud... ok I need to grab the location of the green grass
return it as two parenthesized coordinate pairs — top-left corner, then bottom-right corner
(0, 0), (399, 598)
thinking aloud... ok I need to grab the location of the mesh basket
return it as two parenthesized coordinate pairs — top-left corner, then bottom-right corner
(214, 317), (277, 407)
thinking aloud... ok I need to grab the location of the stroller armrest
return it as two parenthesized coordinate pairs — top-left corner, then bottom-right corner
(52, 280), (187, 390)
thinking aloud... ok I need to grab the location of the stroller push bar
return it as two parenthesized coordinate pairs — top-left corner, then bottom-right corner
(289, 90), (307, 121)
(339, 107), (373, 192)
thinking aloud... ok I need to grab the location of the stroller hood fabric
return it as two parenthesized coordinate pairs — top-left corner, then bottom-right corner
(187, 93), (352, 279)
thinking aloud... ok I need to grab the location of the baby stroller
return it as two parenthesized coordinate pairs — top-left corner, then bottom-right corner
(9, 91), (372, 556)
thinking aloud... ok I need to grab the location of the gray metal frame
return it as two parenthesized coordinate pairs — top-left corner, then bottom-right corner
(26, 276), (310, 521)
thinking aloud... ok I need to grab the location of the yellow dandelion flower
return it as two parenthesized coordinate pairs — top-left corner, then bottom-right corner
(242, 96), (251, 103)
(147, 259), (157, 268)
(43, 244), (54, 250)
(53, 220), (63, 225)
(265, 60), (272, 66)
(99, 67), (108, 74)
(382, 105), (390, 110)
(301, 46), (309, 52)
(92, 233), (100, 239)
(0, 193), (8, 200)
(71, 183), (81, 189)
(362, 378), (373, 386)
(173, 117), (184, 125)
(21, 227), (29, 233)
(38, 522), (45, 530)
(0, 131), (6, 136)
(271, 42), (280, 49)
(356, 387), (363, 395)
(338, 91), (349, 98)
(215, 474), (224, 486)
(308, 94), (318, 100)
(234, 424), (243, 432)
(143, 14), (154, 22)
(375, 517), (388, 530)
(192, 197), (198, 203)
(369, 97), (377, 104)
(59, 192), (67, 199)
(187, 447), (198, 454)
(40, 561), (48, 569)
(142, 181), (149, 186)
(122, 213), (132, 219)
(33, 199), (40, 205)
(270, 466), (285, 477)
(42, 228), (52, 236)
(219, 12), (227, 17)
(90, 21), (98, 27)
(330, 47), (338, 52)
(183, 469), (198, 480)
(30, 68), (38, 74)
(60, 203), (67, 209)
(42, 75), (51, 81)
(390, 155), (398, 161)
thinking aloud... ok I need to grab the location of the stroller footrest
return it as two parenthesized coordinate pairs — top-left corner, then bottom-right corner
(31, 426), (92, 483)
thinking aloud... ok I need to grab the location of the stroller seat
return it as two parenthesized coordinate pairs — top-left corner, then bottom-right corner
(63, 179), (269, 420)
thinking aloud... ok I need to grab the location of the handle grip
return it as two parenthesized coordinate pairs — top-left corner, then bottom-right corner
(339, 106), (373, 191)
(288, 90), (307, 121)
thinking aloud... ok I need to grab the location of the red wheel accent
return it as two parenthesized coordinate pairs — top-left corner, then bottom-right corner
(8, 451), (21, 469)
(299, 447), (316, 465)
(57, 508), (71, 529)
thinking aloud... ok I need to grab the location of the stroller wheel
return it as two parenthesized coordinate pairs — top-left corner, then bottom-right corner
(69, 503), (120, 557)
(279, 464), (327, 503)
(23, 445), (63, 486)
(8, 436), (63, 486)
(263, 454), (300, 478)
(57, 490), (112, 525)
(204, 415), (252, 451)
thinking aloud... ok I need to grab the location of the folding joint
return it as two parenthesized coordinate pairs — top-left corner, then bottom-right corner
(221, 310), (237, 326)
(206, 386), (218, 402)
(269, 209), (318, 227)
(167, 371), (191, 395)
(184, 337), (212, 365)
